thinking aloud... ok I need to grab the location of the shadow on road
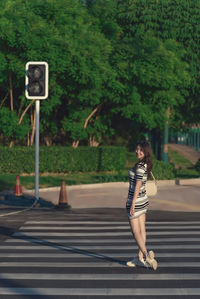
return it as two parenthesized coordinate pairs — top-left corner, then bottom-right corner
(0, 225), (127, 266)
(0, 225), (127, 297)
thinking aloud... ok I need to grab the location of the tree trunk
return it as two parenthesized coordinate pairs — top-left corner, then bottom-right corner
(71, 104), (102, 148)
(83, 103), (102, 129)
(27, 131), (30, 147)
(44, 137), (52, 146)
(0, 92), (9, 108)
(9, 73), (14, 111)
(18, 100), (35, 125)
(163, 107), (171, 162)
(89, 136), (99, 147)
(9, 141), (14, 148)
(29, 111), (33, 146)
(30, 108), (36, 146)
(9, 73), (14, 148)
(72, 140), (80, 148)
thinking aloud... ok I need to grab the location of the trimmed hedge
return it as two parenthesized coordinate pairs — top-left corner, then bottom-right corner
(0, 146), (126, 174)
(96, 160), (176, 182)
(152, 160), (175, 180)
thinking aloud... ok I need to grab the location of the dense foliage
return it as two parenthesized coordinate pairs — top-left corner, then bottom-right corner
(0, 0), (199, 147)
(0, 145), (176, 180)
(0, 146), (126, 173)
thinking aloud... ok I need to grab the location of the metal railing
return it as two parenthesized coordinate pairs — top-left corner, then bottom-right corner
(169, 128), (200, 152)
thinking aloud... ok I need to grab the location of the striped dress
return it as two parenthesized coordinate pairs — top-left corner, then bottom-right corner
(126, 162), (149, 219)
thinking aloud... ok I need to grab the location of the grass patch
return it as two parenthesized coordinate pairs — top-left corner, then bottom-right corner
(0, 171), (125, 192)
(168, 148), (193, 169)
(168, 148), (199, 179)
(175, 168), (200, 179)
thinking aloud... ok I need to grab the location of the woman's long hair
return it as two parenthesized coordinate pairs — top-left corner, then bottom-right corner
(135, 140), (153, 176)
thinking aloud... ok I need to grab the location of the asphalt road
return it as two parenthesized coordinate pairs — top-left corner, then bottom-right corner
(0, 208), (199, 298)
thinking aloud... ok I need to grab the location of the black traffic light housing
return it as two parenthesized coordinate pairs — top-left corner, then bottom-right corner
(25, 62), (48, 99)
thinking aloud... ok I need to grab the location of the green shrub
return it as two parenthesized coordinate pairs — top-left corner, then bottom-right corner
(99, 146), (126, 171)
(152, 160), (175, 180)
(0, 147), (35, 174)
(39, 147), (99, 172)
(0, 146), (126, 174)
(95, 171), (127, 183)
(195, 159), (200, 173)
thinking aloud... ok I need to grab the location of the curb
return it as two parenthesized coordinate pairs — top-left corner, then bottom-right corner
(175, 178), (200, 185)
(23, 182), (129, 194)
(22, 178), (200, 194)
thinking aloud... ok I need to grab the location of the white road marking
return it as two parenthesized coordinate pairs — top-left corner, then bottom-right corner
(0, 262), (199, 267)
(19, 225), (200, 230)
(0, 288), (199, 296)
(0, 273), (199, 280)
(13, 231), (200, 237)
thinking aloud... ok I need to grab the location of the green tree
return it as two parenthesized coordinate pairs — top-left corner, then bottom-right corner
(117, 0), (200, 127)
(0, 0), (197, 148)
(0, 0), (117, 146)
(0, 107), (29, 145)
(86, 0), (190, 133)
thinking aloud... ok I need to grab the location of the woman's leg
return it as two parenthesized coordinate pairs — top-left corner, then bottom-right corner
(128, 214), (158, 270)
(129, 217), (147, 257)
(138, 213), (146, 260)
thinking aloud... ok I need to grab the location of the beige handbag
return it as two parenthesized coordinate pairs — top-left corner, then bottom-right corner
(146, 172), (157, 196)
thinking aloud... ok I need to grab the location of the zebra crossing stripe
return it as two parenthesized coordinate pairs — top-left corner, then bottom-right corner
(0, 287), (199, 295)
(5, 237), (200, 243)
(19, 225), (200, 230)
(0, 244), (200, 250)
(0, 262), (199, 267)
(12, 231), (200, 236)
(0, 252), (199, 258)
(25, 221), (200, 225)
(0, 273), (199, 280)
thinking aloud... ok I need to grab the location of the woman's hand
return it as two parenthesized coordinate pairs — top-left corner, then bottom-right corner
(130, 204), (135, 216)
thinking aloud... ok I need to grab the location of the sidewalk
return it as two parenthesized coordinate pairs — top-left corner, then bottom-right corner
(1, 179), (200, 212)
(20, 178), (200, 212)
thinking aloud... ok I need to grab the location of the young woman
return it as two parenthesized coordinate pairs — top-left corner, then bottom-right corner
(126, 140), (158, 270)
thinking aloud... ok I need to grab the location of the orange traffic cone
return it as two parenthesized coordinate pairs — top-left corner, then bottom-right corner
(14, 175), (22, 196)
(57, 180), (71, 209)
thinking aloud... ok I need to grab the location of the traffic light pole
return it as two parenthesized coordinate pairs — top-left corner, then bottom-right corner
(25, 61), (48, 201)
(35, 100), (40, 201)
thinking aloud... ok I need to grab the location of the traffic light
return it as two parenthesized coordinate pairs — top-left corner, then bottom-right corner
(25, 61), (48, 100)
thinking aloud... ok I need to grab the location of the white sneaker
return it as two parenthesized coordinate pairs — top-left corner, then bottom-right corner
(126, 256), (139, 267)
(145, 250), (158, 270)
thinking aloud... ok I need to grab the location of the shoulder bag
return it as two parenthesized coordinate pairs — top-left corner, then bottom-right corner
(146, 171), (157, 196)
